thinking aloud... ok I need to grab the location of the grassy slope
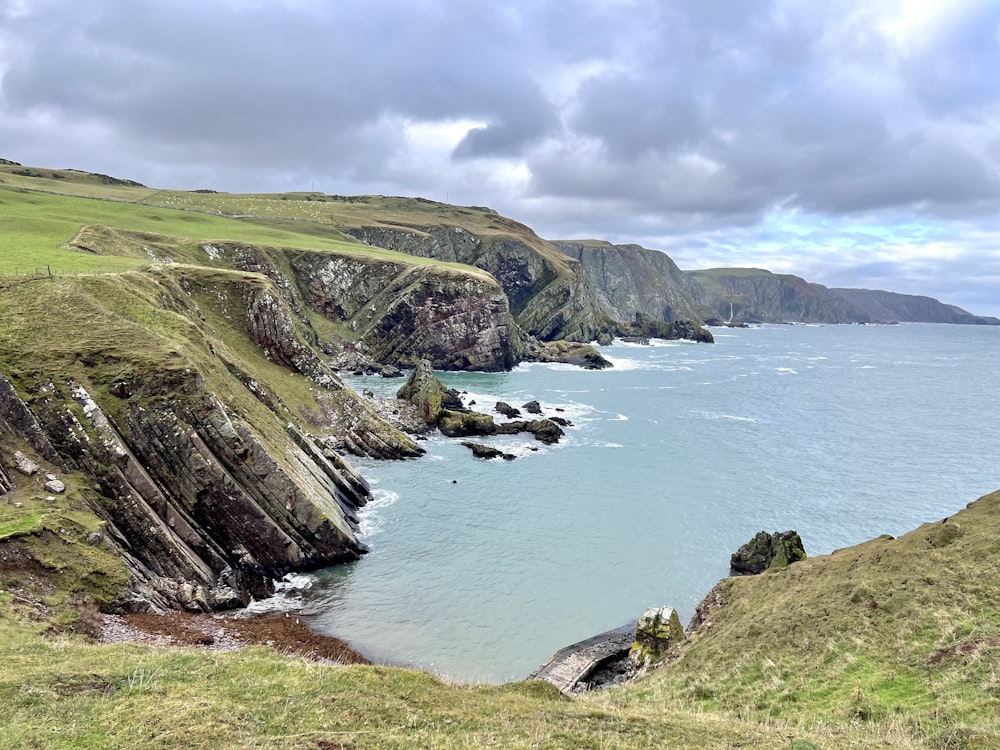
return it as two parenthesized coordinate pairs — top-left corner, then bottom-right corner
(0, 163), (575, 281)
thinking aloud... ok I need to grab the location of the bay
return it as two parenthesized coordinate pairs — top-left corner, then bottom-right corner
(304, 323), (1000, 683)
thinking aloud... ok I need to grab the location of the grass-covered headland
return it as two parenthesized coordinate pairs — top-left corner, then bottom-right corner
(2, 162), (998, 748)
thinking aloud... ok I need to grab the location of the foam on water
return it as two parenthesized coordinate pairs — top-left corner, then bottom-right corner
(358, 489), (400, 538)
(246, 573), (315, 614)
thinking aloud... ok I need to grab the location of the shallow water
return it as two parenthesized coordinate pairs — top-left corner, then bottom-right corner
(303, 324), (1000, 682)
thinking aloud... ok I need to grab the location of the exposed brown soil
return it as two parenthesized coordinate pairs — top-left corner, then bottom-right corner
(928, 637), (1000, 665)
(103, 611), (370, 664)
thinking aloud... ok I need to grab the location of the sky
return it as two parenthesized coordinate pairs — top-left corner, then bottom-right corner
(1, 0), (999, 316)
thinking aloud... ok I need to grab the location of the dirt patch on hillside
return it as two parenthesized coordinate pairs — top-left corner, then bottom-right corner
(101, 610), (370, 664)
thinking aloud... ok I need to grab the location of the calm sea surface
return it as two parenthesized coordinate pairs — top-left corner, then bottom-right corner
(301, 324), (1000, 683)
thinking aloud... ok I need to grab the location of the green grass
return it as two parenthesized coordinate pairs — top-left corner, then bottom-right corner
(0, 162), (574, 281)
(0, 184), (494, 282)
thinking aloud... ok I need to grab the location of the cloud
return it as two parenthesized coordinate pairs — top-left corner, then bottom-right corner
(1, 0), (998, 314)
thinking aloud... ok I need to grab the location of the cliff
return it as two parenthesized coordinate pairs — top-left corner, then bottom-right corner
(687, 268), (871, 324)
(831, 287), (1000, 325)
(341, 214), (614, 343)
(553, 240), (710, 325)
(0, 266), (420, 612)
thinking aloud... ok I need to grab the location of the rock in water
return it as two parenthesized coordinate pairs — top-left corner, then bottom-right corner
(522, 400), (543, 415)
(495, 401), (522, 418)
(396, 360), (464, 424)
(628, 607), (684, 668)
(730, 530), (807, 575)
(460, 442), (515, 461)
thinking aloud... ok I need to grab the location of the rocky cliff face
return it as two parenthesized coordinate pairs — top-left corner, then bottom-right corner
(0, 268), (425, 612)
(687, 269), (870, 324)
(290, 253), (523, 371)
(554, 240), (708, 325)
(344, 224), (612, 342)
(831, 288), (1000, 325)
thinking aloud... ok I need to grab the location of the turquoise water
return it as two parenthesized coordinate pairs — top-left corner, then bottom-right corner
(304, 324), (1000, 683)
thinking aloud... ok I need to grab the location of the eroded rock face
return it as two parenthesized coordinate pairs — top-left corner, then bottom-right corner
(0, 455), (12, 496)
(0, 352), (376, 613)
(730, 530), (807, 575)
(344, 225), (612, 344)
(292, 254), (522, 371)
(555, 240), (709, 326)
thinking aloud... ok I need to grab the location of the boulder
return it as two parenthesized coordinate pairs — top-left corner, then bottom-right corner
(461, 442), (515, 461)
(496, 419), (565, 445)
(730, 530), (807, 575)
(628, 606), (684, 668)
(438, 409), (496, 438)
(13, 451), (40, 477)
(379, 364), (403, 378)
(522, 400), (543, 415)
(495, 401), (522, 419)
(43, 476), (67, 494)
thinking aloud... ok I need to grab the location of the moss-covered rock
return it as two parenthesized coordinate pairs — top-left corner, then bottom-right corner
(628, 606), (684, 668)
(729, 530), (807, 575)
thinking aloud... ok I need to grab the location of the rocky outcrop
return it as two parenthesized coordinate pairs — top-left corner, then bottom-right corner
(396, 360), (465, 425)
(730, 530), (807, 575)
(529, 623), (637, 693)
(628, 606), (685, 669)
(555, 240), (709, 325)
(614, 313), (714, 344)
(461, 442), (515, 461)
(524, 340), (614, 369)
(397, 361), (566, 444)
(831, 288), (1000, 325)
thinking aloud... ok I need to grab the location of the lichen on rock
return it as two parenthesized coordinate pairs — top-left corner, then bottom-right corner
(628, 606), (685, 669)
(730, 530), (807, 575)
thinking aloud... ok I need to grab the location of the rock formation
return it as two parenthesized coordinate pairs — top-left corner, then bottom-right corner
(628, 606), (685, 669)
(343, 218), (613, 343)
(397, 361), (566, 445)
(730, 530), (807, 575)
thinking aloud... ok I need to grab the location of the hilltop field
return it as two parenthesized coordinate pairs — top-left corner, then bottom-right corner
(1, 164), (998, 749)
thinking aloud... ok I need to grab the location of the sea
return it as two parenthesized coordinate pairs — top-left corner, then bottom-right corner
(294, 323), (999, 683)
